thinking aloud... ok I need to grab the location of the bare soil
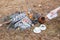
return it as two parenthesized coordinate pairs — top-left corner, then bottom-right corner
(0, 0), (60, 40)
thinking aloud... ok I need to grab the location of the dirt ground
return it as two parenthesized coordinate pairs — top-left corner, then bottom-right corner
(0, 0), (60, 40)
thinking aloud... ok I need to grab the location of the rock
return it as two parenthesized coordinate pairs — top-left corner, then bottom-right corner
(0, 24), (3, 27)
(38, 4), (42, 7)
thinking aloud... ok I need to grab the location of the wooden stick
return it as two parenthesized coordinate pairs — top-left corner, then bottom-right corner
(0, 20), (11, 27)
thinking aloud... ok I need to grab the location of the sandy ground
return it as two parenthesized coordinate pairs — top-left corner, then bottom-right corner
(0, 0), (60, 40)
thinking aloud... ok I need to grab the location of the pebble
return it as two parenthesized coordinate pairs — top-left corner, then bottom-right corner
(0, 24), (3, 27)
(38, 4), (42, 7)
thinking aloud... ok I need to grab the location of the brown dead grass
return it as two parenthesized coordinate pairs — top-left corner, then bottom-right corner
(0, 0), (60, 40)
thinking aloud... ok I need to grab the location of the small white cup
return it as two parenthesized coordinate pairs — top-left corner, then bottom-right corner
(33, 27), (41, 33)
(39, 24), (46, 30)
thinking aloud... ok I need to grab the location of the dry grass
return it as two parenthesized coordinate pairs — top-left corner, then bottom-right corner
(0, 0), (60, 40)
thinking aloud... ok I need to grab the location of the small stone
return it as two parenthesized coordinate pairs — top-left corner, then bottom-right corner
(17, 27), (20, 30)
(38, 4), (42, 7)
(28, 11), (30, 14)
(32, 24), (34, 26)
(0, 24), (3, 27)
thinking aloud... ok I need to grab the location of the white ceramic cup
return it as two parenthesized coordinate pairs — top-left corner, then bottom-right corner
(33, 27), (41, 33)
(39, 24), (46, 30)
